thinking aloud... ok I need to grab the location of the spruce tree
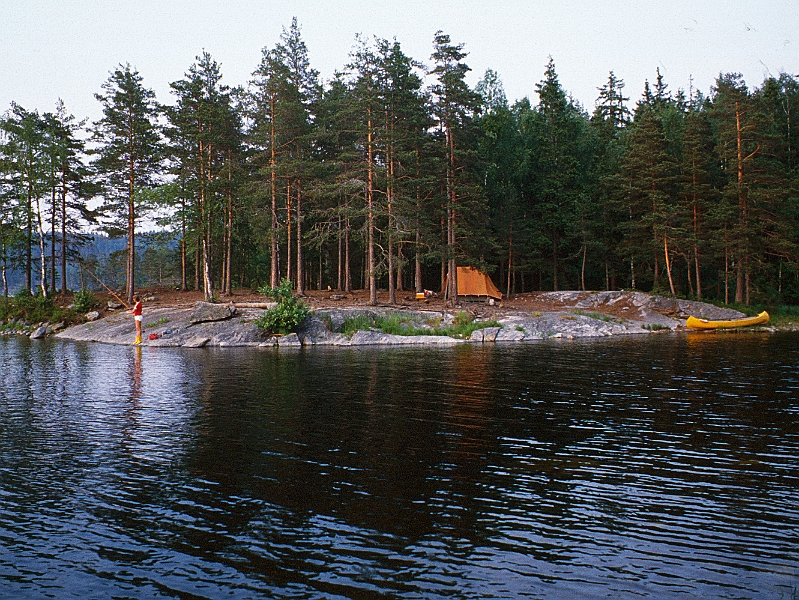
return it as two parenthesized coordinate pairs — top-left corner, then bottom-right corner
(621, 85), (680, 294)
(591, 71), (631, 290)
(526, 57), (587, 291)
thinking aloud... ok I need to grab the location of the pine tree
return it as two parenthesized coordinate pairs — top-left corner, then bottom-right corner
(92, 64), (163, 303)
(250, 47), (292, 289)
(709, 73), (765, 304)
(477, 70), (525, 295)
(166, 52), (241, 301)
(747, 74), (799, 303)
(347, 36), (383, 304)
(250, 18), (318, 294)
(311, 74), (360, 293)
(377, 39), (427, 302)
(430, 31), (482, 303)
(1, 104), (48, 294)
(679, 97), (719, 299)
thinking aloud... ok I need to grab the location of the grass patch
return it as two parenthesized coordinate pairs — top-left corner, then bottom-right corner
(338, 310), (501, 339)
(318, 312), (334, 331)
(571, 309), (620, 323)
(642, 323), (671, 331)
(146, 316), (169, 328)
(698, 301), (799, 327)
(759, 305), (799, 327)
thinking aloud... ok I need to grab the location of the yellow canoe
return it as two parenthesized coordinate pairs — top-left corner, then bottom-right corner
(686, 311), (769, 329)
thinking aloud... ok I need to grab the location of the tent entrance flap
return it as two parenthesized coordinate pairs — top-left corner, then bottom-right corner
(444, 267), (503, 301)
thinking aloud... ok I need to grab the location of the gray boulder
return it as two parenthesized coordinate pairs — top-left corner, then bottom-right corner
(30, 326), (48, 340)
(85, 311), (101, 321)
(675, 299), (744, 321)
(189, 302), (236, 324)
(278, 333), (302, 347)
(183, 336), (210, 348)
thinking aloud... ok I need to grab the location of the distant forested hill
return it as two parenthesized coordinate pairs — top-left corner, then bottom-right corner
(3, 233), (178, 295)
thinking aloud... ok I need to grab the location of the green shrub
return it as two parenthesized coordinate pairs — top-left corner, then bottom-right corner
(1, 290), (76, 325)
(10, 290), (55, 323)
(73, 290), (98, 313)
(255, 279), (310, 334)
(0, 298), (11, 321)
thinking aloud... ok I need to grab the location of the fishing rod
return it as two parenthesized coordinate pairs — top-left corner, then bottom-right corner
(81, 265), (130, 309)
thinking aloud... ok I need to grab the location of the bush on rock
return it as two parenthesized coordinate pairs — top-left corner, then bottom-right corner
(255, 279), (310, 334)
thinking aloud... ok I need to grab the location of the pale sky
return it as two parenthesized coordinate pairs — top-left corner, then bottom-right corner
(1, 0), (797, 124)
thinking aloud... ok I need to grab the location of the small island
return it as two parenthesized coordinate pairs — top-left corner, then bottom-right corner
(52, 289), (759, 348)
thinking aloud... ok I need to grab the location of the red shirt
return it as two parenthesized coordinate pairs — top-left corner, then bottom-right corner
(133, 301), (143, 316)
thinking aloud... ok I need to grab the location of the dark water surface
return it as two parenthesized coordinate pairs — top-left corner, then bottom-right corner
(1, 333), (798, 599)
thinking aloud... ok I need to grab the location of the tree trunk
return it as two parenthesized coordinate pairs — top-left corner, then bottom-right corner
(35, 196), (48, 297)
(127, 122), (136, 304)
(507, 228), (513, 298)
(60, 166), (68, 293)
(286, 179), (292, 285)
(1, 252), (7, 297)
(415, 228), (422, 294)
(552, 232), (559, 291)
(724, 243), (730, 304)
(25, 179), (32, 293)
(581, 242), (587, 292)
(345, 217), (352, 293)
(50, 183), (57, 294)
(337, 214), (343, 291)
(445, 121), (458, 304)
(664, 234), (676, 295)
(270, 93), (279, 289)
(296, 179), (304, 295)
(195, 238), (201, 291)
(685, 255), (694, 298)
(692, 168), (702, 300)
(180, 197), (187, 291)
(224, 173), (233, 296)
(367, 109), (377, 305)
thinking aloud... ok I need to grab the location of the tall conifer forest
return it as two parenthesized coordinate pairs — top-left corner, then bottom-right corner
(2, 21), (799, 305)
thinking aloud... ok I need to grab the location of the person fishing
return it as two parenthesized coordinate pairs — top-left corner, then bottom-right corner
(128, 294), (143, 345)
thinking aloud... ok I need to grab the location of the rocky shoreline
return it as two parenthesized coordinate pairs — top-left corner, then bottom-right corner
(43, 291), (766, 348)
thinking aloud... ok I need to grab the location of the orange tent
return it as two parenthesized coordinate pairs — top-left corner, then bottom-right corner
(444, 266), (503, 301)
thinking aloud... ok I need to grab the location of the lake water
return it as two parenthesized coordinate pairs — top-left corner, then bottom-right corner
(1, 333), (798, 599)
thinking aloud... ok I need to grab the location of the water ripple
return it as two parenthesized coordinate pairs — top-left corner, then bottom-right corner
(1, 336), (798, 598)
